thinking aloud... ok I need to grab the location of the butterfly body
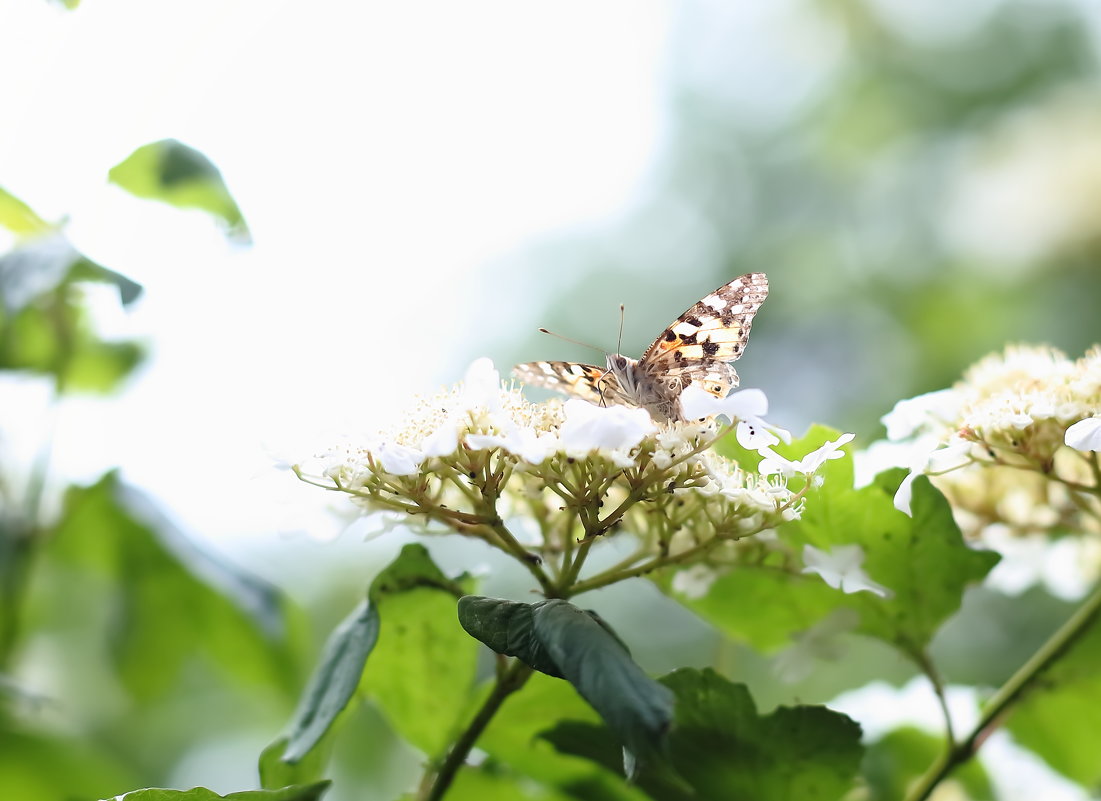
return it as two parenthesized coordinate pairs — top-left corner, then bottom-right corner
(514, 273), (768, 423)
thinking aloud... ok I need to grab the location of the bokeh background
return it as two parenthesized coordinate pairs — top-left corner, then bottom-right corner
(3, 1), (1101, 799)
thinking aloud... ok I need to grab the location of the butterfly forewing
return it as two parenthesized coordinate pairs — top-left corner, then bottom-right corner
(512, 361), (628, 406)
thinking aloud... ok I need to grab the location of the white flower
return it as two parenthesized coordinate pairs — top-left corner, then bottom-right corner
(892, 438), (973, 516)
(376, 442), (424, 475)
(559, 399), (656, 454)
(671, 564), (720, 600)
(882, 389), (964, 441)
(1066, 417), (1101, 451)
(679, 384), (792, 450)
(466, 424), (559, 464)
(460, 357), (504, 412)
(801, 544), (893, 598)
(758, 433), (855, 478)
(772, 608), (860, 683)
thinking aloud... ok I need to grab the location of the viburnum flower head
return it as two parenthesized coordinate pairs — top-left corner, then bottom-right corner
(292, 359), (857, 588)
(878, 344), (1101, 532)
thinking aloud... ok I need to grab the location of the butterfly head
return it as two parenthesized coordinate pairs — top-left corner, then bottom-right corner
(606, 353), (640, 395)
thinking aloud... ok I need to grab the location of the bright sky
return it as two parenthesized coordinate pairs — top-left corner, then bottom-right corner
(0, 0), (670, 545)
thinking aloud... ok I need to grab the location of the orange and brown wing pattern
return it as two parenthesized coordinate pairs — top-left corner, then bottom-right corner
(512, 361), (628, 406)
(640, 272), (768, 397)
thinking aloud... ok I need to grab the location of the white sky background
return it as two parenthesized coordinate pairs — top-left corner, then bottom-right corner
(0, 0), (671, 548)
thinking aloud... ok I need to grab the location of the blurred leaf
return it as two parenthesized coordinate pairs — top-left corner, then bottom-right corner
(47, 472), (302, 701)
(279, 599), (378, 763)
(862, 726), (994, 801)
(446, 768), (578, 801)
(109, 139), (251, 243)
(543, 669), (863, 801)
(259, 737), (330, 792)
(476, 671), (649, 800)
(361, 543), (476, 757)
(103, 783), (330, 801)
(460, 596), (674, 768)
(0, 186), (51, 235)
(1006, 604), (1101, 787)
(0, 234), (144, 392)
(931, 586), (1077, 687)
(0, 729), (136, 801)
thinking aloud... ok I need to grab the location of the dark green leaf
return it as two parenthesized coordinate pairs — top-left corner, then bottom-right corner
(460, 596), (675, 767)
(280, 599), (379, 763)
(663, 669), (862, 801)
(103, 783), (329, 801)
(863, 727), (994, 801)
(109, 139), (251, 243)
(457, 595), (563, 677)
(542, 669), (863, 801)
(361, 544), (477, 756)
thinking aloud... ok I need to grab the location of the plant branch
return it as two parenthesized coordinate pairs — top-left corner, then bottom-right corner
(903, 578), (1101, 801)
(420, 659), (532, 801)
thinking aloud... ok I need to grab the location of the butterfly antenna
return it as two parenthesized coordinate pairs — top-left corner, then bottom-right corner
(537, 328), (606, 355)
(617, 303), (625, 355)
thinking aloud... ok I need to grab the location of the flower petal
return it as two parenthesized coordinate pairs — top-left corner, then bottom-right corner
(680, 384), (769, 421)
(1066, 417), (1101, 451)
(801, 544), (893, 598)
(560, 399), (655, 452)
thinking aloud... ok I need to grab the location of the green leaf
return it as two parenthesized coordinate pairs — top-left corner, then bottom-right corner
(109, 139), (251, 243)
(456, 595), (564, 677)
(459, 596), (675, 767)
(0, 234), (144, 392)
(279, 599), (379, 763)
(47, 473), (302, 701)
(445, 768), (579, 801)
(1007, 606), (1101, 787)
(862, 727), (994, 801)
(785, 468), (999, 657)
(259, 737), (329, 792)
(543, 669), (863, 801)
(663, 565), (842, 653)
(104, 783), (330, 801)
(476, 671), (649, 800)
(0, 186), (51, 235)
(361, 544), (477, 757)
(665, 668), (862, 800)
(0, 729), (136, 801)
(668, 425), (857, 653)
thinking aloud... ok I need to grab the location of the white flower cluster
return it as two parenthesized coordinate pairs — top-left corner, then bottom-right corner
(295, 360), (855, 587)
(877, 345), (1101, 590)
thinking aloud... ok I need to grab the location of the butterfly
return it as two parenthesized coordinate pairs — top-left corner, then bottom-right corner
(513, 272), (768, 422)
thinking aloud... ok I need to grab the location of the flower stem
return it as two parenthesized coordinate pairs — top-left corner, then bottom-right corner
(903, 578), (1101, 801)
(420, 659), (532, 801)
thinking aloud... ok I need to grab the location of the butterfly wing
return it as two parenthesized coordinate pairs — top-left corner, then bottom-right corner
(639, 272), (769, 398)
(512, 361), (629, 406)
